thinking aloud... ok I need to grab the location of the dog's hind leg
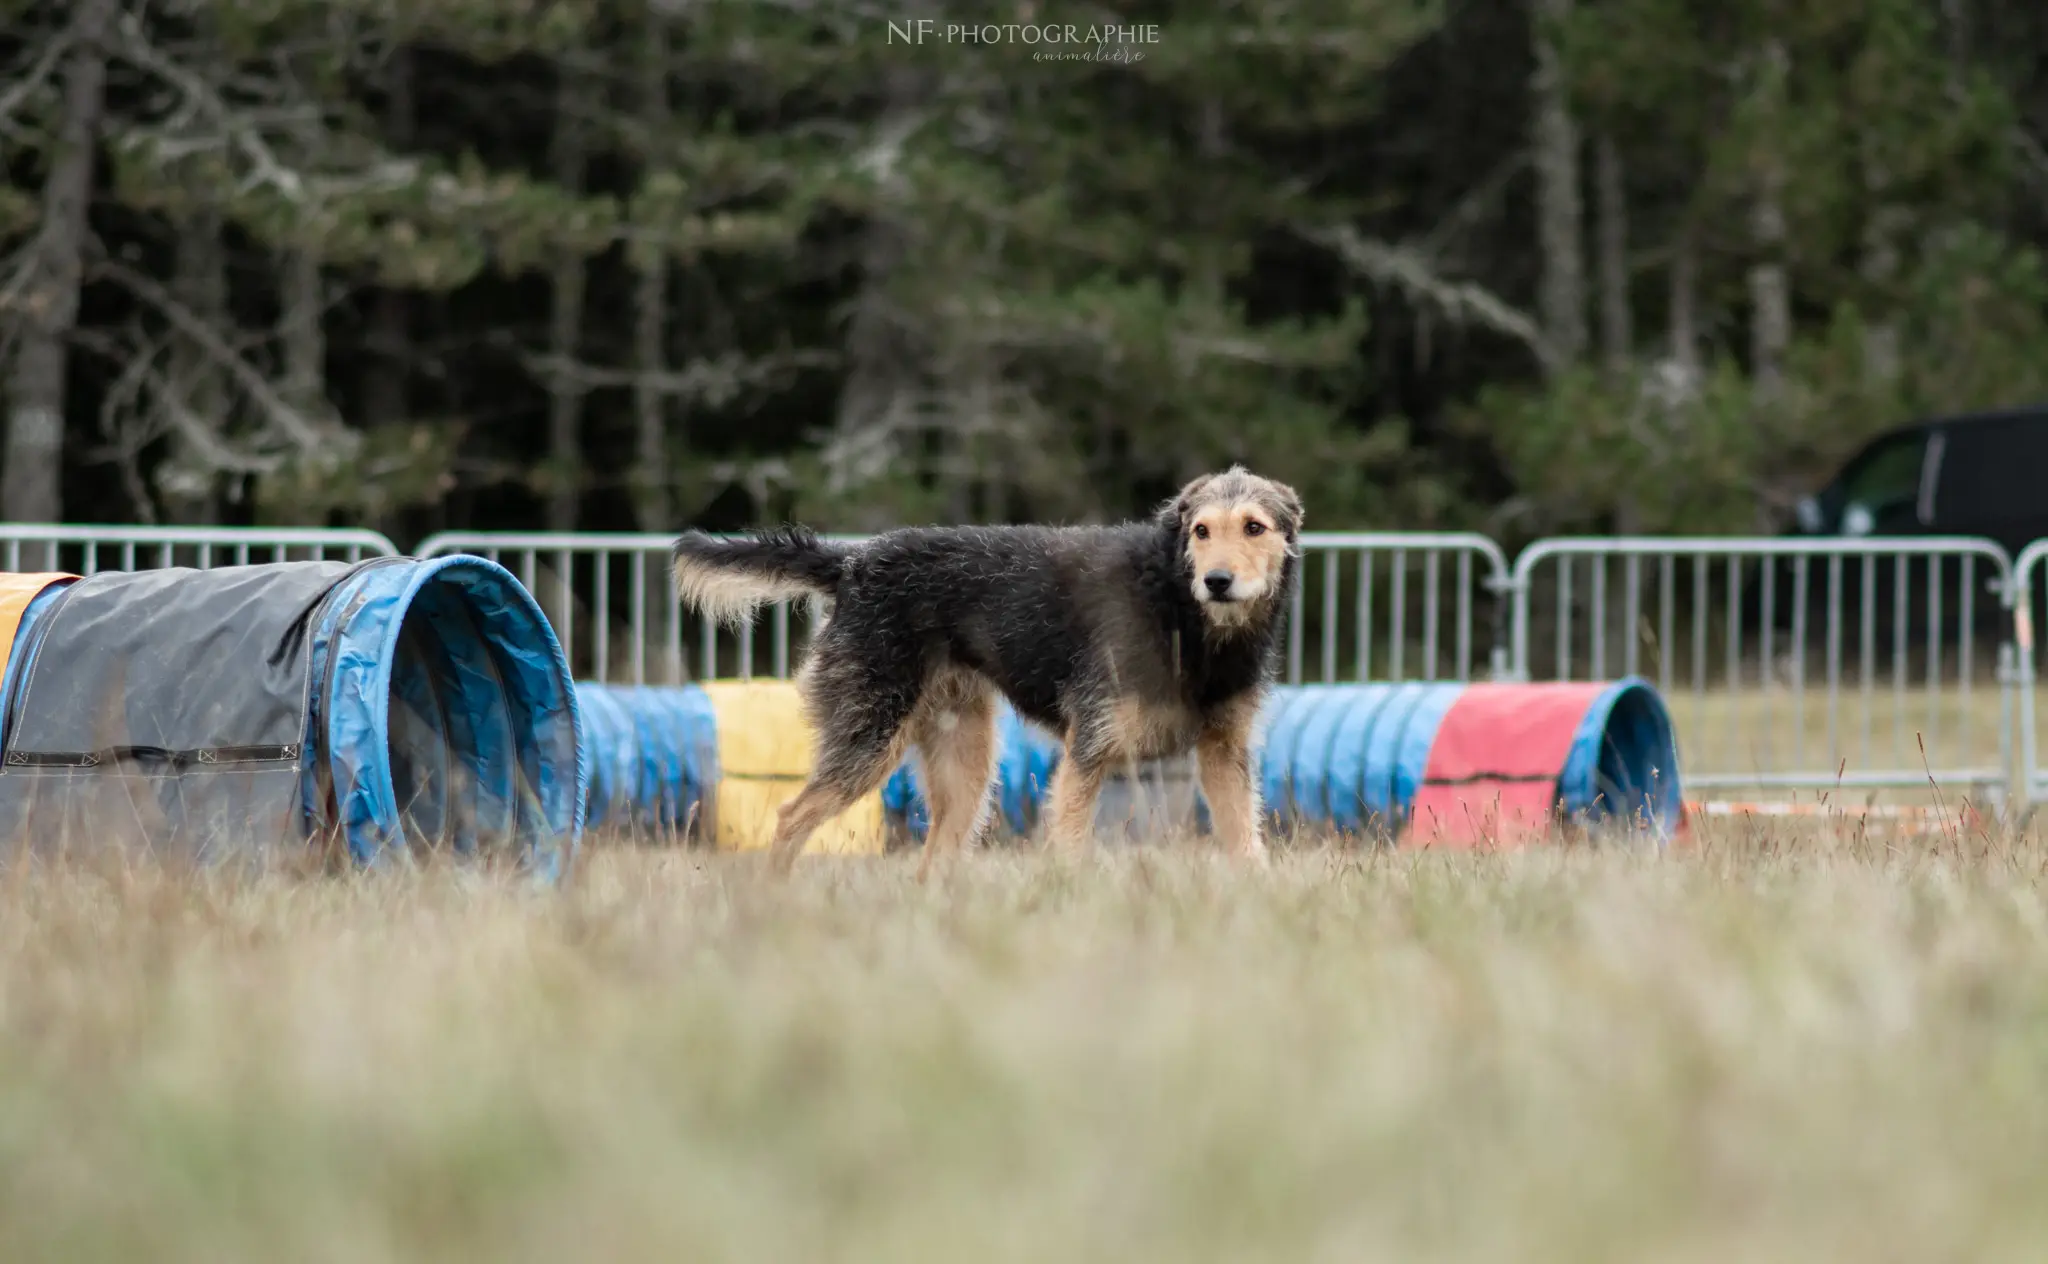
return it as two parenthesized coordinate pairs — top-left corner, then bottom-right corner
(766, 646), (918, 876)
(765, 735), (906, 875)
(909, 676), (998, 884)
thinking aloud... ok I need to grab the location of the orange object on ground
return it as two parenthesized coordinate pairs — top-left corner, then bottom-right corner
(0, 572), (77, 685)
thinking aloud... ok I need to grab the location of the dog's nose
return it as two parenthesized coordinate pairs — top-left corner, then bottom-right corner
(1204, 570), (1235, 598)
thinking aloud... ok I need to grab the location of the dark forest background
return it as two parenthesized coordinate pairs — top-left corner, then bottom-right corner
(5, 0), (2048, 551)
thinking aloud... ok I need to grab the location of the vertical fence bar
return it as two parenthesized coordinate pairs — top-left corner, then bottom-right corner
(1287, 577), (1305, 685)
(1826, 553), (1842, 769)
(631, 555), (649, 686)
(1928, 554), (1943, 752)
(1727, 554), (1742, 768)
(1658, 553), (1674, 698)
(1961, 554), (1976, 762)
(1557, 556), (1573, 682)
(1456, 550), (1473, 682)
(594, 550), (611, 684)
(1356, 552), (1374, 681)
(1321, 548), (1339, 683)
(1590, 552), (1607, 681)
(1893, 554), (1908, 765)
(1623, 553), (1642, 679)
(1391, 550), (1408, 681)
(1860, 554), (1875, 772)
(1789, 556), (1806, 770)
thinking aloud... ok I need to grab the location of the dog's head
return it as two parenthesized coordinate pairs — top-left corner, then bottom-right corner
(1157, 465), (1303, 628)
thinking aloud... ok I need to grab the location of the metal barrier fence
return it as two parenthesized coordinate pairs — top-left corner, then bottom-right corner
(411, 531), (865, 684)
(412, 531), (1517, 687)
(2009, 540), (2048, 810)
(1282, 533), (1513, 684)
(0, 524), (398, 573)
(6, 522), (2035, 806)
(1509, 537), (2016, 801)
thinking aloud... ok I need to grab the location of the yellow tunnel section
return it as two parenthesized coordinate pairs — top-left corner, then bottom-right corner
(697, 680), (886, 856)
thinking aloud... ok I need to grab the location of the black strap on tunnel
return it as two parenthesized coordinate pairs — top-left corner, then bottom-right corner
(1421, 772), (1560, 786)
(4, 743), (302, 769)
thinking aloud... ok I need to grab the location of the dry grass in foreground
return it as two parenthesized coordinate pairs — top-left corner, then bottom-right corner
(3, 826), (2048, 1262)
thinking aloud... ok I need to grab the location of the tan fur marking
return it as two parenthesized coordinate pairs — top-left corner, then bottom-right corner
(673, 556), (815, 630)
(1198, 694), (1267, 862)
(1083, 695), (1198, 764)
(910, 677), (999, 884)
(1173, 466), (1302, 628)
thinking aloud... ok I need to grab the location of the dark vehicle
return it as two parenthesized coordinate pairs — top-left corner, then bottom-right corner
(1788, 409), (2048, 555)
(1763, 409), (2048, 655)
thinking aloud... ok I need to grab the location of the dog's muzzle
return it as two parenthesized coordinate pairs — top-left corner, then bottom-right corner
(1203, 570), (1235, 601)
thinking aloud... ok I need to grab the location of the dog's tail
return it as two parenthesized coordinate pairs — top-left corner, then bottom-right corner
(671, 526), (852, 627)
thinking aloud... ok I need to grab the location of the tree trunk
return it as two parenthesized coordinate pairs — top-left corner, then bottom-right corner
(1530, 0), (1586, 373)
(161, 204), (228, 524)
(546, 65), (588, 533)
(3, 0), (115, 524)
(281, 114), (330, 426)
(1747, 39), (1791, 401)
(363, 47), (413, 435)
(1859, 150), (1906, 388)
(1594, 132), (1631, 373)
(631, 16), (673, 533)
(281, 247), (327, 418)
(827, 67), (922, 527)
(1668, 220), (1699, 377)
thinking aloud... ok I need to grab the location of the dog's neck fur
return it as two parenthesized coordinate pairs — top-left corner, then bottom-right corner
(1131, 519), (1293, 702)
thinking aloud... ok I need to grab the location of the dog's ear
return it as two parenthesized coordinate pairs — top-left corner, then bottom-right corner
(1157, 473), (1216, 531)
(1267, 479), (1305, 540)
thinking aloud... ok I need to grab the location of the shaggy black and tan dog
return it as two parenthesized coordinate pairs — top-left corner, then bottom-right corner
(671, 466), (1303, 878)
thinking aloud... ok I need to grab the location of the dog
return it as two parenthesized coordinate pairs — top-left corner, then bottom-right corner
(671, 466), (1303, 878)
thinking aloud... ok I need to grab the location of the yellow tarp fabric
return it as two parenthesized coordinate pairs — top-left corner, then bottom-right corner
(698, 680), (885, 855)
(0, 573), (77, 685)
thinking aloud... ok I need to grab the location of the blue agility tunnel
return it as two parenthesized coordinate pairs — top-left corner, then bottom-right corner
(878, 680), (1680, 847)
(1263, 680), (1681, 845)
(0, 557), (582, 876)
(571, 683), (1062, 847)
(574, 682), (718, 836)
(567, 678), (1681, 851)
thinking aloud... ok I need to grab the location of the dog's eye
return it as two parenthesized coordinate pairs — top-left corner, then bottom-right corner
(1193, 524), (1209, 540)
(1243, 521), (1266, 537)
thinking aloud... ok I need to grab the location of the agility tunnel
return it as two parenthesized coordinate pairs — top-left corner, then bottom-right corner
(575, 682), (717, 837)
(878, 680), (1680, 848)
(571, 677), (1681, 851)
(575, 680), (886, 854)
(1258, 679), (1683, 847)
(575, 680), (1150, 850)
(0, 557), (582, 875)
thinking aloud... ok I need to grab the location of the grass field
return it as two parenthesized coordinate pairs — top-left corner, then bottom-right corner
(3, 827), (2048, 1262)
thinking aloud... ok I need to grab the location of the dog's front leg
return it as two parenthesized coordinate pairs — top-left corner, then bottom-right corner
(1043, 756), (1105, 858)
(1197, 726), (1267, 865)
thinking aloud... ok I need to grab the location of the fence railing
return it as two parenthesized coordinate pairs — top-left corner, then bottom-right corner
(2008, 540), (2048, 809)
(12, 522), (2048, 808)
(1281, 532), (1512, 684)
(0, 524), (398, 573)
(412, 531), (1517, 688)
(411, 531), (869, 684)
(1509, 537), (2016, 801)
